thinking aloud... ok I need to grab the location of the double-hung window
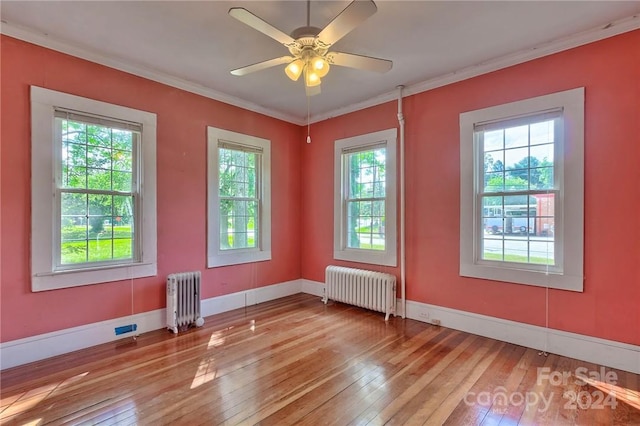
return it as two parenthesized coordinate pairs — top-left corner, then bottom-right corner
(334, 128), (397, 266)
(31, 86), (157, 291)
(207, 127), (271, 267)
(460, 88), (584, 291)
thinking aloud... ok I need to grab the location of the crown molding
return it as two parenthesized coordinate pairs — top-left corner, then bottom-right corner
(310, 13), (639, 124)
(0, 22), (306, 126)
(2, 14), (638, 126)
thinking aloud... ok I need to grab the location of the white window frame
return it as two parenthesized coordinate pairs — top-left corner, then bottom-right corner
(334, 128), (397, 267)
(460, 88), (584, 291)
(207, 127), (271, 267)
(31, 86), (157, 291)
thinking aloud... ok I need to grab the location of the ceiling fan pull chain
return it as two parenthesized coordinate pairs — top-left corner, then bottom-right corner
(306, 96), (312, 143)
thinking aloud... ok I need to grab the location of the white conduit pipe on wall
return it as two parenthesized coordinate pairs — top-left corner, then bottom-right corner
(397, 85), (406, 318)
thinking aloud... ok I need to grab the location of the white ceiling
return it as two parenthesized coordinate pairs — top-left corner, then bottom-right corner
(2, 1), (639, 124)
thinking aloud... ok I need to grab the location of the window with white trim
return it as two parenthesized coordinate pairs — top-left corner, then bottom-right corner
(31, 86), (157, 291)
(460, 88), (584, 291)
(334, 128), (397, 266)
(207, 127), (271, 267)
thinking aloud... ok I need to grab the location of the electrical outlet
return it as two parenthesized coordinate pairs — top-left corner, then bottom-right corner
(419, 311), (429, 319)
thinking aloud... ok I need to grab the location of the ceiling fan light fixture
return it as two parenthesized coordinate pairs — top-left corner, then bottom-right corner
(285, 59), (305, 81)
(311, 56), (330, 78)
(304, 67), (321, 87)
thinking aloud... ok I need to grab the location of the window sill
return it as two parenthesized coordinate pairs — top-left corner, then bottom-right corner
(334, 249), (397, 267)
(460, 262), (583, 292)
(32, 262), (157, 292)
(207, 250), (272, 268)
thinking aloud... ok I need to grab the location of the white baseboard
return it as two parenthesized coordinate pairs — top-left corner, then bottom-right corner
(300, 279), (325, 297)
(404, 299), (640, 374)
(0, 279), (304, 370)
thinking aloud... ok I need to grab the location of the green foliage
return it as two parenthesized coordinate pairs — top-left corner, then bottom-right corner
(90, 216), (104, 233)
(218, 147), (258, 250)
(60, 119), (135, 229)
(484, 153), (553, 193)
(346, 148), (386, 249)
(482, 252), (554, 265)
(61, 237), (133, 264)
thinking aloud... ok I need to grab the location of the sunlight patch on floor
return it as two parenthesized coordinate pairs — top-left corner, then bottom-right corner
(0, 371), (89, 421)
(191, 357), (218, 389)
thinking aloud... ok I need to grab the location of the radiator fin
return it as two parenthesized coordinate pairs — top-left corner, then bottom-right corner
(323, 266), (396, 320)
(167, 271), (204, 333)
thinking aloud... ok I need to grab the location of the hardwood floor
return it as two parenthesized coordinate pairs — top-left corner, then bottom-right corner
(1, 293), (639, 425)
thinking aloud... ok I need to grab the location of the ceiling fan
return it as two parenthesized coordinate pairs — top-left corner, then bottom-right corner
(229, 0), (392, 96)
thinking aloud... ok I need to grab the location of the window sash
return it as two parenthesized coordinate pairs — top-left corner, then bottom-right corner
(342, 147), (387, 252)
(473, 114), (562, 271)
(217, 145), (262, 252)
(53, 116), (141, 271)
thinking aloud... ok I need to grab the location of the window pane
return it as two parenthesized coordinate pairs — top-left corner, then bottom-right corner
(61, 193), (88, 264)
(112, 129), (133, 150)
(219, 199), (258, 250)
(112, 149), (132, 171)
(62, 165), (87, 189)
(87, 124), (111, 147)
(482, 196), (503, 234)
(481, 193), (555, 265)
(484, 172), (504, 192)
(61, 120), (136, 193)
(62, 120), (86, 144)
(63, 142), (86, 167)
(504, 125), (528, 148)
(219, 148), (257, 198)
(86, 168), (110, 190)
(87, 145), (112, 169)
(483, 129), (503, 151)
(504, 147), (529, 170)
(348, 148), (386, 199)
(113, 171), (132, 192)
(530, 143), (554, 164)
(60, 192), (134, 265)
(347, 200), (385, 250)
(530, 120), (554, 145)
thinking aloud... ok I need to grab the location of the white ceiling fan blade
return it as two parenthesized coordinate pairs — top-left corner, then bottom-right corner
(231, 56), (294, 76)
(317, 0), (377, 46)
(306, 84), (322, 97)
(327, 52), (392, 73)
(229, 8), (295, 45)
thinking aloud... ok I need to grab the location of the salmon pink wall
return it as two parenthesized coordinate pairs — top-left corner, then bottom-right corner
(302, 31), (640, 346)
(0, 36), (303, 342)
(301, 101), (401, 279)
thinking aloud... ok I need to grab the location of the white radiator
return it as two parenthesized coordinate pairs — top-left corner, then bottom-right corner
(167, 271), (204, 333)
(323, 265), (396, 321)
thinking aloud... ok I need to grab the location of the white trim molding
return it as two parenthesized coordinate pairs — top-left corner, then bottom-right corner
(405, 300), (640, 375)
